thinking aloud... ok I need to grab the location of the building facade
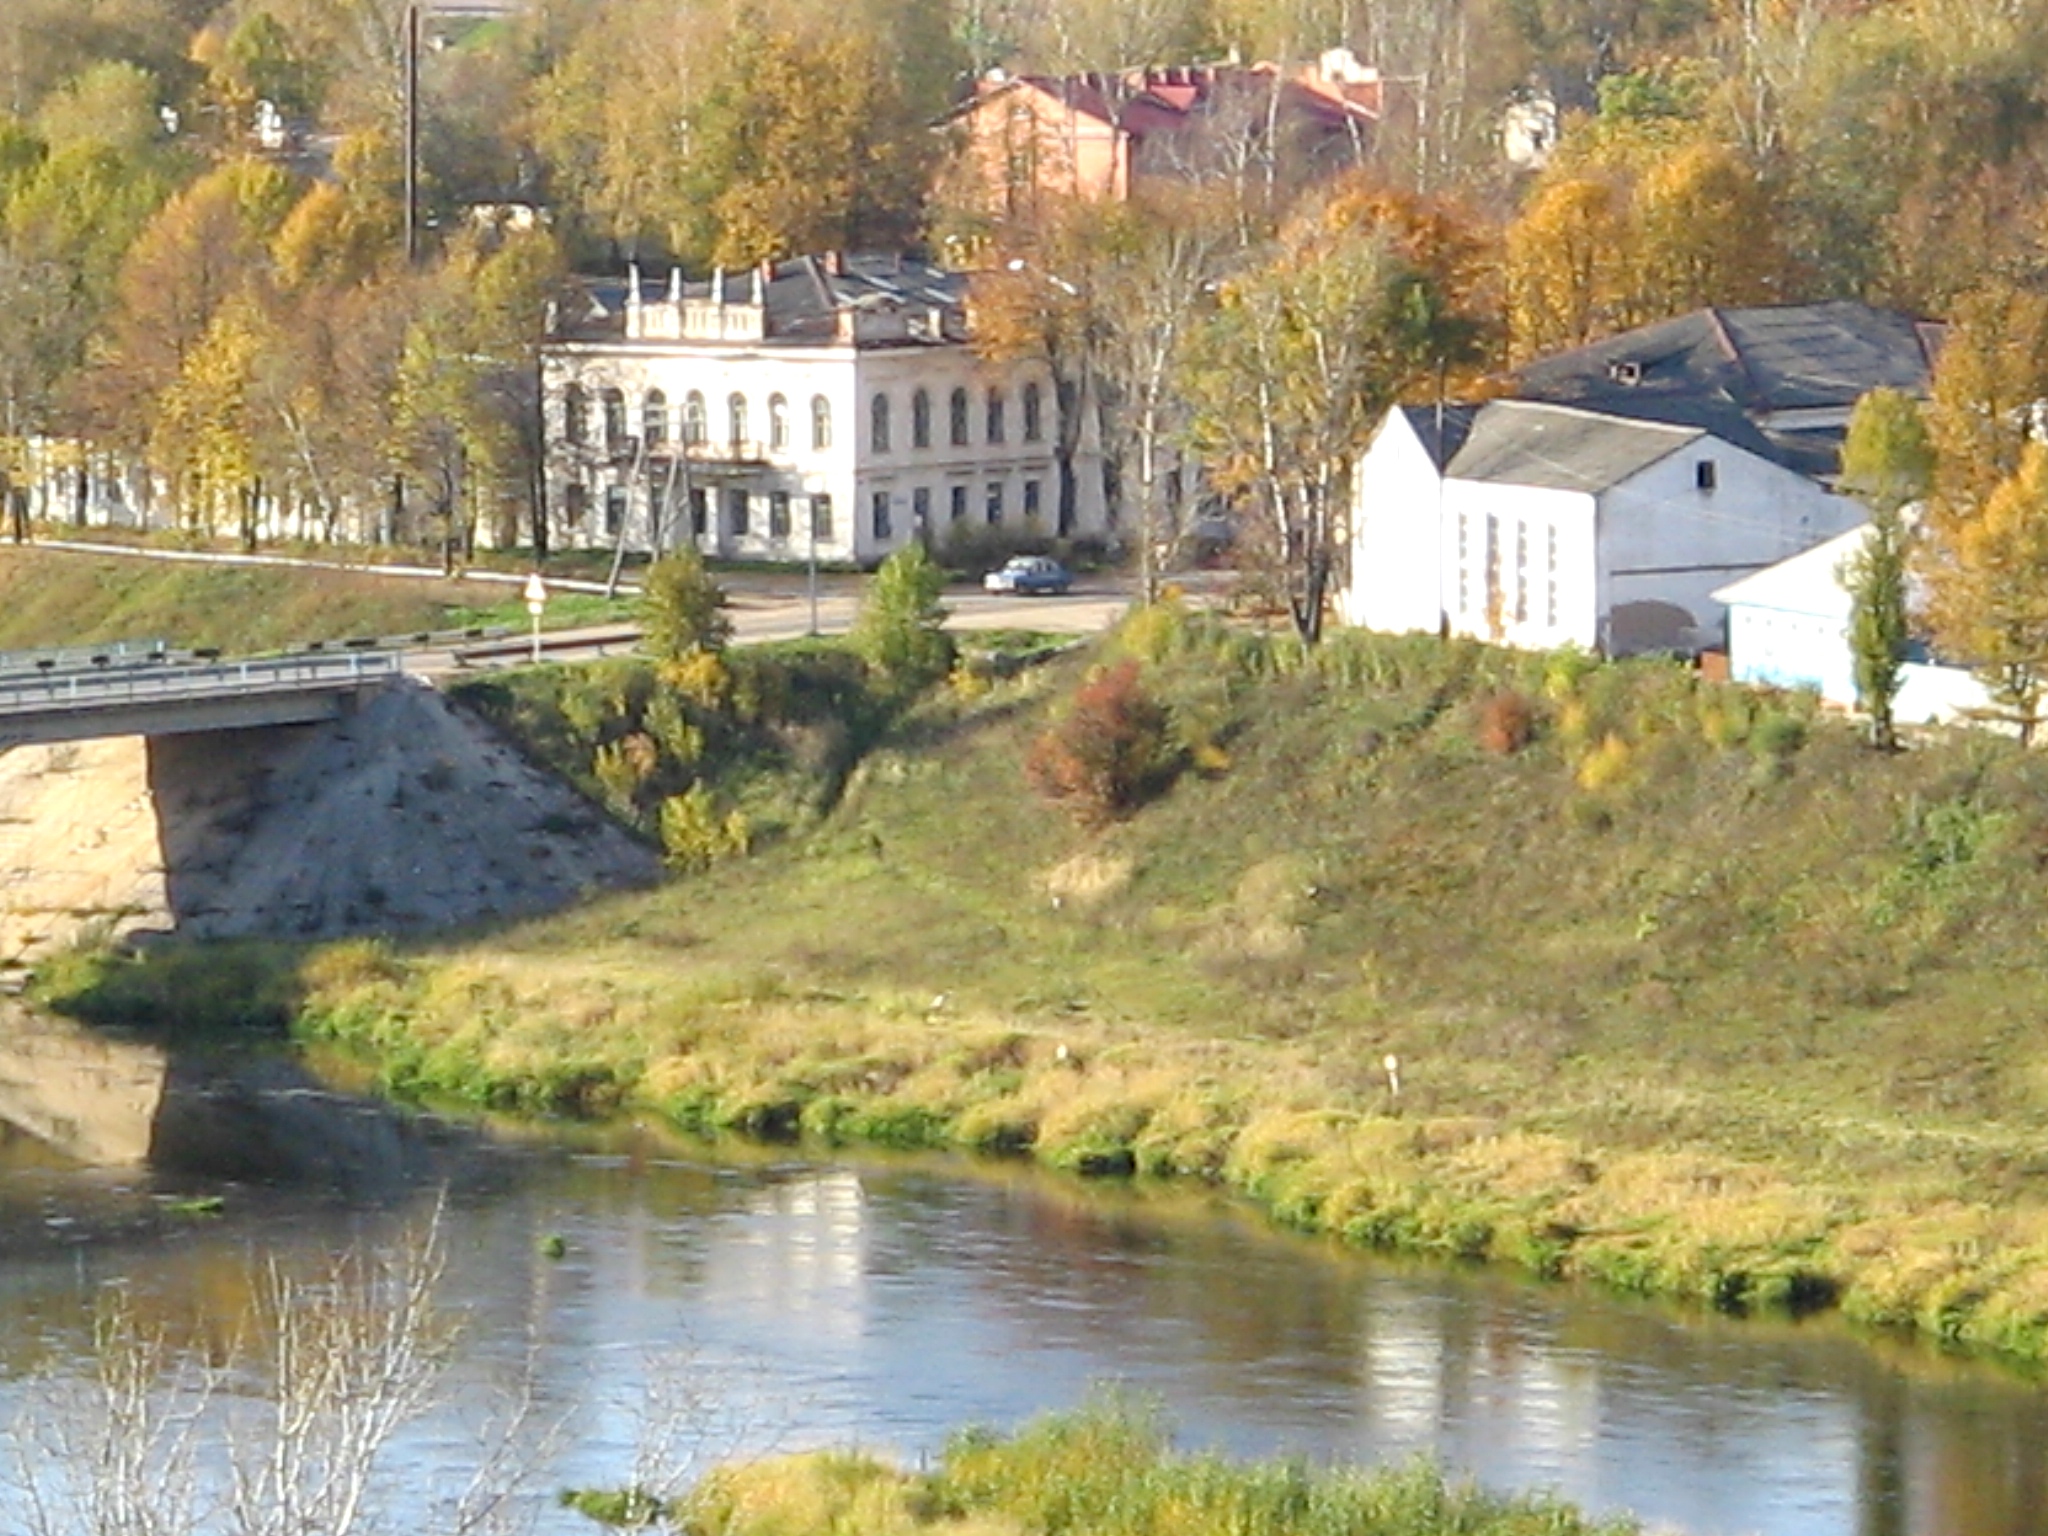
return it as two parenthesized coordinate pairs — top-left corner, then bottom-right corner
(1341, 401), (1863, 656)
(541, 254), (1100, 565)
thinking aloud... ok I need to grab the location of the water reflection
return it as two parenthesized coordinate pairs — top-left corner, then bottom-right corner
(3, 1131), (2047, 1536)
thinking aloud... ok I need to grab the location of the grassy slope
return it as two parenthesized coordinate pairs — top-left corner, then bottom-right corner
(49, 611), (2048, 1360)
(0, 547), (630, 653)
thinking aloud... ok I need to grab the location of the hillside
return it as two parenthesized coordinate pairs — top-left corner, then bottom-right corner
(47, 606), (2048, 1359)
(0, 547), (519, 654)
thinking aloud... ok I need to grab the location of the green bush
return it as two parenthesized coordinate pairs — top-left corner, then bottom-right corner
(851, 545), (954, 693)
(639, 549), (732, 662)
(659, 783), (751, 871)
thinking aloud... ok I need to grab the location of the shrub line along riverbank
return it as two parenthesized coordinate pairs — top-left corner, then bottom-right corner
(41, 604), (2048, 1371)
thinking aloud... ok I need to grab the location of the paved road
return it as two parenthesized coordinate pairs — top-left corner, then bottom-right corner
(425, 584), (1131, 673)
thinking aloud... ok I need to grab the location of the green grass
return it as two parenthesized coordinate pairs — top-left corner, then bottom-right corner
(50, 607), (2048, 1362)
(576, 1397), (1637, 1535)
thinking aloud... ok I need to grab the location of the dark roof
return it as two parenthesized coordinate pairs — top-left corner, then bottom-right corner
(549, 254), (965, 346)
(1514, 301), (1939, 476)
(1447, 401), (1701, 494)
(1395, 403), (1478, 468)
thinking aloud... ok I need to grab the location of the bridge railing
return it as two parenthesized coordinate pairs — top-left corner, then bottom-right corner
(0, 639), (174, 678)
(0, 650), (402, 717)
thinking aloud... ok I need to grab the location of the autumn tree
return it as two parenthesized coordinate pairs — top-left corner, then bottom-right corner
(1923, 282), (2048, 523)
(1180, 188), (1489, 644)
(1921, 442), (2048, 746)
(1837, 385), (1929, 751)
(1504, 176), (1629, 362)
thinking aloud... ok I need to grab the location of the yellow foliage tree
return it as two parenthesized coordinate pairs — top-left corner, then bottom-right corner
(1921, 441), (2048, 745)
(1504, 176), (1630, 363)
(1923, 282), (2048, 524)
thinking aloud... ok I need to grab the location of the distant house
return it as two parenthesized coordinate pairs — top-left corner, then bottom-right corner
(1339, 400), (1863, 655)
(941, 51), (1382, 222)
(1713, 524), (1990, 725)
(1515, 301), (1943, 480)
(541, 253), (1102, 565)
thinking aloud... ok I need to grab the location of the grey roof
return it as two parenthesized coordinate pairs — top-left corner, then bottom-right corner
(1447, 400), (1701, 494)
(1514, 301), (1940, 476)
(550, 254), (966, 346)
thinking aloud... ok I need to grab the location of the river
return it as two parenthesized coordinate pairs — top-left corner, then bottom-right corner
(2, 1114), (2046, 1536)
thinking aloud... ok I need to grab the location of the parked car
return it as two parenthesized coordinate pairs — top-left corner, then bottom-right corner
(982, 555), (1073, 595)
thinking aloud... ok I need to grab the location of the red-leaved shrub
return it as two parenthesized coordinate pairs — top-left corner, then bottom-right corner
(1026, 660), (1180, 824)
(1476, 689), (1537, 756)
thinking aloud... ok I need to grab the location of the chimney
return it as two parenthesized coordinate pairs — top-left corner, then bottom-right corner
(825, 250), (843, 277)
(751, 262), (767, 305)
(668, 266), (682, 303)
(711, 266), (725, 310)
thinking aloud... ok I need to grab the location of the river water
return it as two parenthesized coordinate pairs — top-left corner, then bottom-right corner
(2, 1117), (2046, 1536)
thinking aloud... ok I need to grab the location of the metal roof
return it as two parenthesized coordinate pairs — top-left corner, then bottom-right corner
(1447, 401), (1701, 494)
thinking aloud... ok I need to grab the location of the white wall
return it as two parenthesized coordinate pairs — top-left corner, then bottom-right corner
(1342, 411), (1447, 634)
(1439, 480), (1598, 651)
(1598, 445), (1860, 654)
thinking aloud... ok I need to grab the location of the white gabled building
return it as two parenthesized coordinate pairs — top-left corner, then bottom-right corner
(541, 253), (1102, 565)
(1340, 400), (1864, 656)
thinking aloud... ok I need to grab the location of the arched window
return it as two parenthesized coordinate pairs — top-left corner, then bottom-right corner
(563, 384), (587, 445)
(728, 392), (748, 447)
(601, 387), (627, 447)
(768, 394), (789, 452)
(871, 392), (891, 453)
(985, 387), (1006, 444)
(643, 390), (668, 448)
(1022, 382), (1043, 443)
(911, 388), (932, 449)
(683, 391), (707, 445)
(948, 387), (969, 447)
(811, 394), (832, 450)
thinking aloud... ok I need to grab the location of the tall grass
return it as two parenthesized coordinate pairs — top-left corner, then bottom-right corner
(645, 1399), (1639, 1536)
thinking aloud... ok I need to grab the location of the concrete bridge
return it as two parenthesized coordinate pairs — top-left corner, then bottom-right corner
(0, 650), (402, 749)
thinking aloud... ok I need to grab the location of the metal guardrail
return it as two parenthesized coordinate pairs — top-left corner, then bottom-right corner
(0, 650), (402, 717)
(0, 639), (173, 678)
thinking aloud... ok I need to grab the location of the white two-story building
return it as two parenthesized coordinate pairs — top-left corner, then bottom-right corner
(541, 253), (1102, 565)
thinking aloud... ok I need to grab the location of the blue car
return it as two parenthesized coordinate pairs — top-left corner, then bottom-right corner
(983, 555), (1073, 595)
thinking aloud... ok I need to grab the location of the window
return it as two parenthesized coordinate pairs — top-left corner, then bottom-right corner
(1022, 382), (1043, 443)
(1023, 479), (1041, 520)
(689, 486), (708, 537)
(912, 388), (932, 449)
(601, 388), (627, 447)
(1513, 520), (1529, 623)
(1481, 512), (1505, 632)
(912, 486), (931, 532)
(811, 394), (832, 450)
(561, 482), (586, 525)
(769, 490), (791, 538)
(871, 392), (891, 453)
(643, 390), (668, 448)
(563, 385), (587, 445)
(1545, 524), (1559, 628)
(949, 387), (969, 446)
(811, 493), (833, 539)
(604, 485), (627, 537)
(727, 393), (748, 448)
(872, 490), (892, 541)
(986, 480), (1004, 524)
(1456, 509), (1471, 615)
(949, 484), (968, 522)
(986, 388), (1005, 444)
(683, 391), (706, 446)
(726, 487), (749, 536)
(768, 394), (789, 452)
(1696, 458), (1718, 491)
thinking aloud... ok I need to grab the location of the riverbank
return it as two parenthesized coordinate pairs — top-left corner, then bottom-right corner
(41, 605), (2048, 1363)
